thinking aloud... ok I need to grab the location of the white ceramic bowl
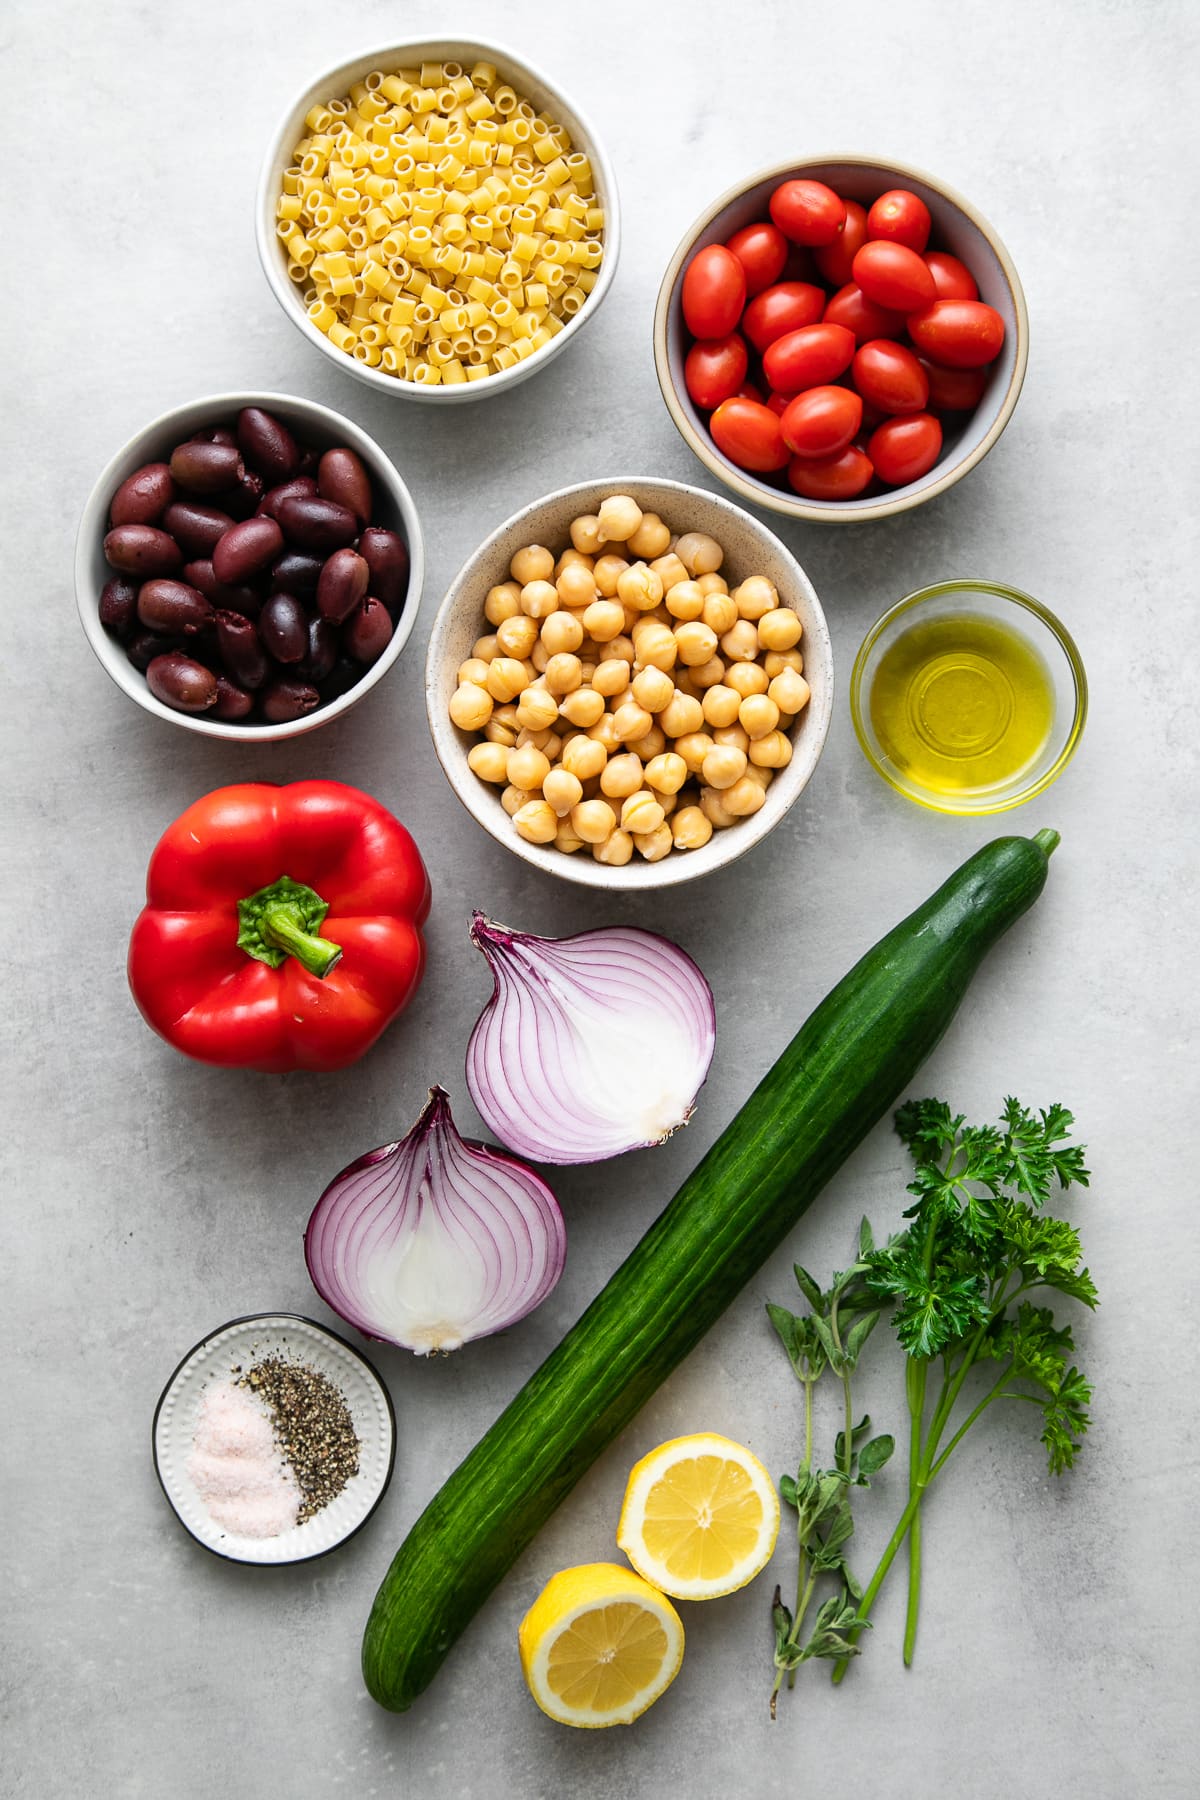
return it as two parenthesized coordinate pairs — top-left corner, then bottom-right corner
(75, 390), (423, 741)
(426, 477), (834, 890)
(655, 155), (1029, 523)
(153, 1313), (395, 1566)
(255, 40), (620, 404)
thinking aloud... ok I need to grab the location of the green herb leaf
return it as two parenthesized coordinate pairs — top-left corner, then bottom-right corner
(858, 1435), (895, 1477)
(793, 1263), (824, 1313)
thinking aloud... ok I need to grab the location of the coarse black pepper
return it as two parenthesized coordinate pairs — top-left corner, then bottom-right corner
(240, 1357), (360, 1523)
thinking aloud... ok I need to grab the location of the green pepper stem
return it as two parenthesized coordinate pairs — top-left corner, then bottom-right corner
(262, 904), (342, 977)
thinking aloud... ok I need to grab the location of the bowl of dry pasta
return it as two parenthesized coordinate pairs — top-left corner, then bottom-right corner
(256, 41), (619, 401)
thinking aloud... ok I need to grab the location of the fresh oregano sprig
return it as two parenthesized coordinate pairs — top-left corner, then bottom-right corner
(766, 1229), (894, 1716)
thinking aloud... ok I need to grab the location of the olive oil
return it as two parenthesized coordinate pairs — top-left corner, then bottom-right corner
(868, 613), (1055, 798)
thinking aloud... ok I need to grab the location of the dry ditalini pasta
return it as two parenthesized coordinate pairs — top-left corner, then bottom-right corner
(277, 59), (604, 384)
(450, 497), (812, 863)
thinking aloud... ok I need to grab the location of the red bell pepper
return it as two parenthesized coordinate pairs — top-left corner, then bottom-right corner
(128, 780), (430, 1072)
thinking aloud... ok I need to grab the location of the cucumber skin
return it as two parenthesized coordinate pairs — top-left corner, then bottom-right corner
(363, 833), (1054, 1710)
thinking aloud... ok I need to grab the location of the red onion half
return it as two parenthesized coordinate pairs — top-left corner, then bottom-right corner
(465, 914), (717, 1166)
(304, 1086), (566, 1355)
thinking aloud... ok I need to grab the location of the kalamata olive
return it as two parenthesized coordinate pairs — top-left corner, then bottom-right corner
(127, 630), (177, 673)
(295, 617), (339, 682)
(259, 592), (309, 663)
(270, 550), (323, 598)
(137, 579), (213, 635)
(99, 577), (139, 638)
(183, 560), (262, 616)
(318, 447), (372, 524)
(146, 652), (219, 713)
(212, 675), (255, 721)
(319, 659), (363, 704)
(215, 610), (269, 689)
(261, 676), (321, 723)
(297, 444), (319, 477)
(316, 547), (369, 623)
(225, 467), (266, 520)
(169, 440), (244, 495)
(212, 516), (284, 585)
(345, 596), (394, 664)
(104, 524), (183, 577)
(110, 463), (176, 527)
(258, 476), (319, 521)
(358, 526), (410, 609)
(163, 500), (234, 558)
(201, 426), (238, 448)
(276, 494), (358, 553)
(237, 407), (300, 483)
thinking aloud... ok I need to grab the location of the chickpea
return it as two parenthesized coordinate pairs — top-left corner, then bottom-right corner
(556, 563), (597, 611)
(660, 692), (704, 738)
(516, 725), (557, 752)
(530, 640), (550, 674)
(632, 619), (677, 672)
(608, 633), (636, 664)
(557, 547), (593, 573)
(457, 656), (491, 686)
(672, 805), (713, 851)
(674, 730), (715, 772)
(486, 657), (529, 702)
(675, 531), (723, 576)
(742, 762), (774, 791)
(543, 767), (583, 816)
(699, 785), (738, 829)
(650, 552), (690, 592)
(770, 668), (811, 714)
(600, 752), (645, 798)
(664, 578), (705, 622)
(507, 743), (550, 791)
(611, 701), (653, 742)
(562, 734), (608, 781)
(583, 599), (625, 642)
(628, 726), (668, 763)
(496, 614), (539, 658)
(631, 666), (675, 713)
(756, 606), (802, 652)
(544, 652), (583, 696)
(702, 683), (742, 729)
(594, 553), (630, 596)
(719, 618), (760, 663)
(627, 511), (672, 559)
(555, 820), (586, 854)
(597, 494), (643, 543)
(467, 741), (509, 783)
(513, 799), (558, 843)
(569, 514), (607, 555)
(484, 581), (522, 626)
(621, 790), (666, 835)
(483, 718), (516, 747)
(701, 593), (738, 636)
(594, 828), (634, 866)
(616, 562), (664, 613)
(520, 579), (559, 620)
(633, 821), (674, 862)
(675, 621), (719, 667)
(690, 655), (726, 690)
(732, 575), (778, 621)
(473, 632), (500, 661)
(726, 659), (770, 699)
(672, 669), (704, 701)
(749, 729), (794, 769)
(588, 711), (624, 753)
(722, 775), (767, 817)
(592, 657), (631, 698)
(765, 647), (804, 678)
(740, 693), (780, 739)
(516, 685), (560, 732)
(644, 751), (687, 795)
(696, 572), (729, 598)
(510, 543), (555, 586)
(558, 686), (606, 728)
(450, 682), (493, 730)
(620, 602), (641, 636)
(569, 798), (617, 845)
(701, 745), (748, 790)
(500, 784), (529, 816)
(713, 722), (751, 754)
(540, 610), (584, 657)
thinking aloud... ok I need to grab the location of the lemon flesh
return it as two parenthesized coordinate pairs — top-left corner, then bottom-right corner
(519, 1562), (684, 1728)
(617, 1432), (780, 1600)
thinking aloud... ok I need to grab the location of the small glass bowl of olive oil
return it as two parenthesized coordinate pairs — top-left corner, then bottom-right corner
(850, 581), (1087, 814)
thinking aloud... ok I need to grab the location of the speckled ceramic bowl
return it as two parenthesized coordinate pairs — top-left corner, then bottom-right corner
(654, 155), (1029, 522)
(256, 41), (619, 404)
(426, 477), (833, 889)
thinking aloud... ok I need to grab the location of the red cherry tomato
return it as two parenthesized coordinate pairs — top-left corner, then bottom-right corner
(684, 334), (750, 410)
(907, 299), (1005, 368)
(852, 241), (937, 313)
(725, 221), (788, 297)
(742, 281), (826, 352)
(814, 199), (868, 288)
(787, 445), (874, 501)
(682, 244), (747, 339)
(766, 392), (789, 416)
(736, 379), (766, 405)
(779, 386), (863, 460)
(763, 322), (856, 396)
(769, 179), (847, 247)
(867, 413), (943, 486)
(918, 358), (988, 411)
(710, 397), (791, 472)
(823, 282), (906, 344)
(924, 251), (978, 303)
(851, 339), (930, 415)
(866, 189), (932, 254)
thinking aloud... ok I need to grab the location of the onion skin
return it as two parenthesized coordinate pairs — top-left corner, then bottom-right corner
(304, 1086), (566, 1354)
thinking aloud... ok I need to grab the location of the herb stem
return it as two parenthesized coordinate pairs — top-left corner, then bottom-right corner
(830, 1488), (922, 1683)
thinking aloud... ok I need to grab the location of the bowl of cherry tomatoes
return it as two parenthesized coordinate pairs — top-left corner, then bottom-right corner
(653, 156), (1028, 522)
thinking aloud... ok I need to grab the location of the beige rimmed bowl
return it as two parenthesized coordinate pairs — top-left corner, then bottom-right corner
(654, 155), (1029, 523)
(256, 40), (619, 404)
(426, 478), (834, 890)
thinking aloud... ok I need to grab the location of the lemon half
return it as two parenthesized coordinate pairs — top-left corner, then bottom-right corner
(519, 1562), (685, 1728)
(616, 1432), (780, 1601)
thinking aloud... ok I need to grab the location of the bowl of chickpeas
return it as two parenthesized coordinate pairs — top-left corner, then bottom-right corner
(426, 478), (833, 887)
(257, 41), (619, 400)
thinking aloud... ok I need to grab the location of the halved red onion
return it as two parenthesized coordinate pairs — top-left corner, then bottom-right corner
(304, 1086), (566, 1355)
(465, 914), (716, 1166)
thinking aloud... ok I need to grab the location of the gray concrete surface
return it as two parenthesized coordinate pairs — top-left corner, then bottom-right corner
(4, 1), (1197, 1795)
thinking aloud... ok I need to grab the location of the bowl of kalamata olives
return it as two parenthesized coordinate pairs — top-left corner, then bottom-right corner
(75, 392), (423, 737)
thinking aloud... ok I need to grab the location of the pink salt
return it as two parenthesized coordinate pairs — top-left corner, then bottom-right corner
(186, 1379), (300, 1539)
